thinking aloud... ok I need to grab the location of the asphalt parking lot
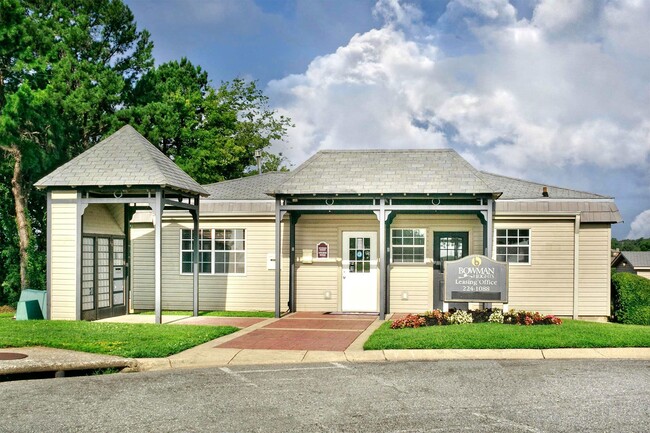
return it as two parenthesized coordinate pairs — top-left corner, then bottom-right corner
(2, 359), (649, 432)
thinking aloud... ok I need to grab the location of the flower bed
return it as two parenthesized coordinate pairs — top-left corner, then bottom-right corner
(390, 308), (562, 329)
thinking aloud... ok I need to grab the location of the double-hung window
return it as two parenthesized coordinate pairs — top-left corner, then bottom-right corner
(391, 229), (425, 263)
(181, 229), (246, 274)
(496, 229), (530, 264)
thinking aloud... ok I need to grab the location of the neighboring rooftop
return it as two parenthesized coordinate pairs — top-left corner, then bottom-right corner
(270, 150), (499, 196)
(479, 171), (611, 200)
(35, 125), (208, 196)
(614, 251), (650, 269)
(203, 172), (289, 200)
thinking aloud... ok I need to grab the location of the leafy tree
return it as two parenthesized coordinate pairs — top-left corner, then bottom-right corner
(0, 0), (152, 298)
(119, 60), (293, 184)
(612, 238), (650, 252)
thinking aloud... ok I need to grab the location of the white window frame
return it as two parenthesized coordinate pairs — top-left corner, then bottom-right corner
(391, 228), (426, 263)
(495, 228), (531, 265)
(180, 228), (247, 275)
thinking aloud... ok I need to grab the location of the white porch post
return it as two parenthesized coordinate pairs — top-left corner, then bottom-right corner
(378, 199), (387, 320)
(154, 190), (163, 324)
(191, 202), (200, 317)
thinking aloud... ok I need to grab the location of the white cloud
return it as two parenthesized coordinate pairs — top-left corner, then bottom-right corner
(532, 0), (594, 33)
(267, 0), (650, 234)
(627, 210), (650, 239)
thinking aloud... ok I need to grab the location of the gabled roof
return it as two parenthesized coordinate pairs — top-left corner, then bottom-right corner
(270, 150), (499, 196)
(479, 172), (610, 200)
(613, 251), (650, 269)
(203, 172), (289, 200)
(35, 125), (208, 196)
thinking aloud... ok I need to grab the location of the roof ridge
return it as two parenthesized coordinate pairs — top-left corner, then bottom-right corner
(449, 153), (499, 194)
(271, 151), (325, 192)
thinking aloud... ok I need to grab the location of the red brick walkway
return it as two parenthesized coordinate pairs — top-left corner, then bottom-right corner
(216, 312), (377, 351)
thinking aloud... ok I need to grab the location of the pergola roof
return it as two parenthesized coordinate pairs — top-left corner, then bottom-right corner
(35, 125), (208, 196)
(269, 149), (499, 196)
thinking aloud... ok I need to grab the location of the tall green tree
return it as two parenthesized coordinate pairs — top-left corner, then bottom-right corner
(119, 59), (293, 184)
(0, 0), (152, 296)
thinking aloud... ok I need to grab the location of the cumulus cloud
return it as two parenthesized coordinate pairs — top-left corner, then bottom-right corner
(267, 0), (650, 234)
(627, 210), (650, 239)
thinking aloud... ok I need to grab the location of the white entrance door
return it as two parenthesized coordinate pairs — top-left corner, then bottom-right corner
(342, 232), (378, 312)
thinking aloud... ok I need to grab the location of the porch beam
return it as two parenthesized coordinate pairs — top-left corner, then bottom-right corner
(79, 197), (157, 205)
(280, 204), (488, 212)
(162, 198), (200, 211)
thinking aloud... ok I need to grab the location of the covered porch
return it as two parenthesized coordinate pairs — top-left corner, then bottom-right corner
(268, 150), (501, 319)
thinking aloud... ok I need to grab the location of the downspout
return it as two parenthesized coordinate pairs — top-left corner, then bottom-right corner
(573, 214), (581, 320)
(274, 197), (282, 318)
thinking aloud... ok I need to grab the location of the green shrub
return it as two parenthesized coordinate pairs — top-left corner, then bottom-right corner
(612, 273), (650, 325)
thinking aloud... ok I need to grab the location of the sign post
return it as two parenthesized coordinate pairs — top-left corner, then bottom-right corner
(444, 255), (508, 303)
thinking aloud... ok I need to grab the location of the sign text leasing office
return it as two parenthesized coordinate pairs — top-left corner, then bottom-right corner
(444, 255), (509, 303)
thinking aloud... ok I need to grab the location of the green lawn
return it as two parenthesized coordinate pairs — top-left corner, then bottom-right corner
(0, 314), (238, 358)
(137, 310), (274, 318)
(364, 320), (650, 350)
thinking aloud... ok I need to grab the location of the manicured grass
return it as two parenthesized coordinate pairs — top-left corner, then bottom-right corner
(364, 320), (650, 350)
(137, 310), (274, 318)
(0, 315), (238, 358)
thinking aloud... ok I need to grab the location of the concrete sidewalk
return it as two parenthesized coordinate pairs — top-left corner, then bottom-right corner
(2, 316), (650, 378)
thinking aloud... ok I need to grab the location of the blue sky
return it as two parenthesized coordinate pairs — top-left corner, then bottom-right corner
(124, 0), (650, 239)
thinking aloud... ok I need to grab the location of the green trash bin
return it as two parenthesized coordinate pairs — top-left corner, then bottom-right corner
(15, 289), (47, 320)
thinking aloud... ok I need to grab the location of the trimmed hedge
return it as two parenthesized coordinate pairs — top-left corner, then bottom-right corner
(612, 272), (650, 325)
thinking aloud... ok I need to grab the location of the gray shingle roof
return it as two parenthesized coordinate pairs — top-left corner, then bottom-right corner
(35, 125), (208, 196)
(618, 251), (650, 268)
(270, 150), (498, 196)
(479, 171), (610, 200)
(203, 172), (289, 200)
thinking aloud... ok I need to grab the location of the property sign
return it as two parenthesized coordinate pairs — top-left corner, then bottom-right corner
(317, 242), (329, 259)
(444, 255), (508, 302)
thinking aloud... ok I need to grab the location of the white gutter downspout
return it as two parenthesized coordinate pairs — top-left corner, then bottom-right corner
(573, 214), (581, 320)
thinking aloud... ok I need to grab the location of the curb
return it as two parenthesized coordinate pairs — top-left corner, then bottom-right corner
(129, 347), (650, 372)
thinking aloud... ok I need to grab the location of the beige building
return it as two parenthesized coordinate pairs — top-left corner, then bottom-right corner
(37, 126), (622, 322)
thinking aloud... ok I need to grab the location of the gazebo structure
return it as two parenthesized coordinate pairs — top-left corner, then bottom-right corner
(35, 125), (208, 324)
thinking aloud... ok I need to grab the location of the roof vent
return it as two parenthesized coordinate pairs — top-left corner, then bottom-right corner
(542, 186), (549, 197)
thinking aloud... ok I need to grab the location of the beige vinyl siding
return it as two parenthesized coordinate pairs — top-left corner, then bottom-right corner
(82, 204), (124, 236)
(293, 213), (483, 312)
(389, 266), (432, 312)
(130, 217), (288, 311)
(389, 214), (483, 312)
(637, 270), (650, 280)
(295, 214), (377, 311)
(578, 224), (611, 317)
(50, 197), (78, 320)
(495, 219), (575, 315)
